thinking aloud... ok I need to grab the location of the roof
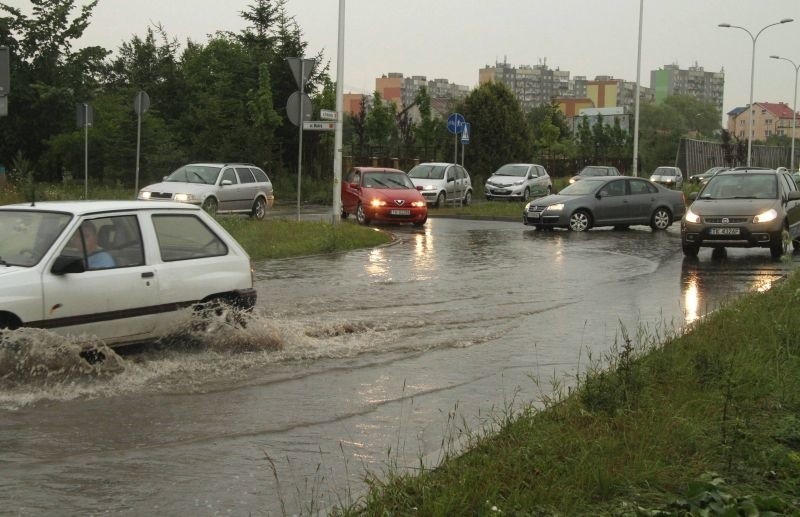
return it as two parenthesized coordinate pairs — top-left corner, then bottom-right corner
(727, 106), (747, 116)
(0, 200), (199, 215)
(757, 102), (800, 119)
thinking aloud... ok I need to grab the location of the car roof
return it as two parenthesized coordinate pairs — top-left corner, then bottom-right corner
(183, 162), (258, 167)
(414, 162), (456, 167)
(0, 200), (201, 215)
(352, 167), (406, 173)
(718, 168), (777, 175)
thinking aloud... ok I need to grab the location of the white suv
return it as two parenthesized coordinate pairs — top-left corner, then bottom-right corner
(0, 201), (256, 348)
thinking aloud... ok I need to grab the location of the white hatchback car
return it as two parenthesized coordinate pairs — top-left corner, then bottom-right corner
(407, 162), (473, 207)
(0, 201), (256, 348)
(138, 163), (275, 219)
(485, 163), (552, 201)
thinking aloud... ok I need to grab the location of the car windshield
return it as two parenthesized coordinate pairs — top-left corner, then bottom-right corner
(408, 164), (446, 180)
(700, 174), (778, 200)
(654, 168), (677, 176)
(165, 165), (222, 185)
(559, 178), (606, 195)
(578, 166), (611, 177)
(493, 165), (528, 177)
(363, 172), (415, 189)
(0, 210), (72, 267)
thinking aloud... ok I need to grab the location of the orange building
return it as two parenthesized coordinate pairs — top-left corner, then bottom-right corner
(375, 74), (403, 104)
(586, 79), (618, 109)
(554, 97), (594, 118)
(343, 93), (365, 117)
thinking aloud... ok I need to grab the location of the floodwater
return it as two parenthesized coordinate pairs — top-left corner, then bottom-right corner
(1, 218), (796, 515)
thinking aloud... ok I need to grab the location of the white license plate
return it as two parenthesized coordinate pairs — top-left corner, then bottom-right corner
(710, 227), (740, 235)
(390, 209), (410, 215)
(528, 212), (540, 218)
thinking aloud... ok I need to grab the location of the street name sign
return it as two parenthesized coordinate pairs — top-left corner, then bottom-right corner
(303, 121), (336, 131)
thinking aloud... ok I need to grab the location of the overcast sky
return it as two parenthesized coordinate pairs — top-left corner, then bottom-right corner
(12, 0), (800, 116)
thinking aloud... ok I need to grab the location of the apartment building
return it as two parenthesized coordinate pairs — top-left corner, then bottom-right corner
(375, 73), (469, 109)
(479, 60), (567, 112)
(727, 102), (800, 141)
(651, 63), (725, 113)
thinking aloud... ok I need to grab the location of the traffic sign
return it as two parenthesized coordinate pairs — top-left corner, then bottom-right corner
(303, 121), (336, 131)
(320, 109), (337, 120)
(461, 122), (471, 144)
(134, 91), (150, 115)
(287, 57), (316, 90)
(286, 91), (313, 126)
(447, 112), (466, 134)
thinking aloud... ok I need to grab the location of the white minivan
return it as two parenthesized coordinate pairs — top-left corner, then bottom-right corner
(408, 162), (473, 207)
(0, 201), (256, 348)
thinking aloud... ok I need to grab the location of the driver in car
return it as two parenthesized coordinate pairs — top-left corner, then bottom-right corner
(68, 221), (115, 269)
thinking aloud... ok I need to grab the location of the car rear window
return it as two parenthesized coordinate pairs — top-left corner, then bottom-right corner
(236, 167), (256, 184)
(251, 168), (270, 183)
(151, 214), (228, 261)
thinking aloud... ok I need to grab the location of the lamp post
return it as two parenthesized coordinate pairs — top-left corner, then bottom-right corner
(718, 18), (793, 167)
(770, 55), (799, 171)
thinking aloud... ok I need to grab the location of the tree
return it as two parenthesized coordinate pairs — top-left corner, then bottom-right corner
(457, 81), (532, 184)
(365, 91), (396, 149)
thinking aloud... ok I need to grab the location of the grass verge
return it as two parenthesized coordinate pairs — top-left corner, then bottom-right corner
(343, 272), (800, 515)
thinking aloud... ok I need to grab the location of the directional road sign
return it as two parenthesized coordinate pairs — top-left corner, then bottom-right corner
(447, 112), (466, 134)
(461, 122), (471, 144)
(320, 109), (337, 120)
(303, 121), (336, 131)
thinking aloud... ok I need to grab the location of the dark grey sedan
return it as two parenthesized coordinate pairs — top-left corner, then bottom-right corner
(523, 176), (686, 231)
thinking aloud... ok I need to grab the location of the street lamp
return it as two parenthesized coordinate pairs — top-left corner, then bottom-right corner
(718, 18), (793, 167)
(770, 55), (799, 171)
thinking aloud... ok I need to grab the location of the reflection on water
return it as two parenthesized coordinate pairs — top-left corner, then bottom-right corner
(366, 247), (389, 281)
(412, 227), (435, 279)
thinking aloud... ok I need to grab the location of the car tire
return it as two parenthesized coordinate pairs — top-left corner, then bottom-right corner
(250, 197), (267, 220)
(770, 226), (790, 259)
(486, 195), (493, 201)
(193, 297), (248, 332)
(546, 186), (552, 195)
(463, 190), (472, 206)
(356, 203), (370, 225)
(650, 207), (672, 230)
(568, 210), (591, 232)
(682, 241), (699, 257)
(523, 188), (530, 201)
(435, 192), (445, 208)
(202, 197), (218, 216)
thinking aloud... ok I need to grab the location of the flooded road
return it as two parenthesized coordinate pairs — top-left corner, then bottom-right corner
(1, 218), (796, 515)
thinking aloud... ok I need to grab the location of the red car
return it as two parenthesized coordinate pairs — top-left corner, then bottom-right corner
(341, 167), (428, 226)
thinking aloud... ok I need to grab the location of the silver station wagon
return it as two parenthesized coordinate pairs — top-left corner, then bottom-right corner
(138, 163), (275, 219)
(0, 201), (256, 349)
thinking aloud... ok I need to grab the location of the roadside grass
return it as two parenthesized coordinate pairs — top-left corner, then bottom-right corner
(217, 217), (391, 260)
(342, 271), (800, 515)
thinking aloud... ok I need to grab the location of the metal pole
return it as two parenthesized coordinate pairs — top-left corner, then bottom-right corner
(770, 56), (799, 171)
(332, 0), (345, 225)
(84, 103), (88, 199)
(297, 61), (305, 221)
(135, 92), (142, 197)
(632, 0), (643, 177)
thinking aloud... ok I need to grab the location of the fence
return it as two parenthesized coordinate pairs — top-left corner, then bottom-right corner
(676, 138), (799, 175)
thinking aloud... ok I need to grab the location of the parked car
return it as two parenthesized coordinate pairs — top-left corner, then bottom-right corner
(568, 165), (621, 184)
(681, 168), (800, 258)
(341, 167), (427, 226)
(649, 166), (684, 189)
(485, 163), (552, 201)
(0, 201), (256, 348)
(523, 176), (686, 232)
(689, 166), (728, 185)
(138, 163), (275, 219)
(407, 162), (473, 207)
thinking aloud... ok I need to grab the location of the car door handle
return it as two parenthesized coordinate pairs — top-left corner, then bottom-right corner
(141, 272), (155, 278)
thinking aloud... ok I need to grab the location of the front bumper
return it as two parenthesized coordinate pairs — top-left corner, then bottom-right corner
(681, 220), (781, 248)
(366, 205), (428, 223)
(486, 185), (525, 199)
(522, 205), (566, 227)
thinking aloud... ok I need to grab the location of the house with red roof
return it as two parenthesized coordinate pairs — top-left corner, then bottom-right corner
(727, 102), (800, 141)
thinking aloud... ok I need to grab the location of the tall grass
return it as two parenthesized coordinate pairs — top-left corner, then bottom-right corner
(345, 272), (800, 515)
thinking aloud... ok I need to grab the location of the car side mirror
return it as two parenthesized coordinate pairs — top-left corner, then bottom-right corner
(221, 180), (233, 186)
(51, 255), (85, 275)
(596, 191), (608, 199)
(163, 176), (168, 181)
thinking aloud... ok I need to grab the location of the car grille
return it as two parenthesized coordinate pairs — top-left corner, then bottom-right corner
(527, 205), (547, 214)
(703, 216), (749, 224)
(149, 192), (174, 199)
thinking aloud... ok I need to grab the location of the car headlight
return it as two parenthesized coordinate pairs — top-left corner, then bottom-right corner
(753, 208), (778, 223)
(569, 178), (576, 184)
(370, 199), (386, 207)
(139, 191), (151, 200)
(524, 202), (531, 211)
(411, 201), (425, 207)
(173, 193), (195, 202)
(684, 208), (700, 223)
(513, 180), (524, 186)
(546, 203), (564, 212)
(424, 185), (436, 191)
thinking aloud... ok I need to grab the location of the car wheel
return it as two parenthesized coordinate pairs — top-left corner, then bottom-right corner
(434, 192), (445, 208)
(413, 216), (427, 227)
(650, 207), (672, 230)
(770, 226), (790, 259)
(523, 188), (530, 201)
(194, 297), (248, 332)
(568, 210), (591, 232)
(682, 241), (699, 257)
(356, 203), (370, 225)
(463, 190), (472, 206)
(546, 186), (552, 195)
(202, 197), (218, 216)
(486, 195), (493, 201)
(250, 197), (267, 220)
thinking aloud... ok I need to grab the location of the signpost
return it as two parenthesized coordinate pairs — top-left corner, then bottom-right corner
(286, 57), (316, 220)
(0, 46), (8, 117)
(76, 103), (94, 199)
(460, 122), (470, 166)
(447, 112), (466, 167)
(134, 91), (150, 196)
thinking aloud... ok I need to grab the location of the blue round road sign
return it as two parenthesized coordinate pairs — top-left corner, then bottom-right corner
(447, 113), (466, 134)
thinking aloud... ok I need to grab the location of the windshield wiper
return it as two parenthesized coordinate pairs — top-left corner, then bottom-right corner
(191, 171), (208, 184)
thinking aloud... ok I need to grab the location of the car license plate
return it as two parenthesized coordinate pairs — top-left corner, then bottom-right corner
(390, 209), (410, 215)
(528, 212), (540, 218)
(710, 227), (740, 235)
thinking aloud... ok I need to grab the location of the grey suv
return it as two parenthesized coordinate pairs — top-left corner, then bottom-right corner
(138, 163), (275, 219)
(681, 168), (800, 258)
